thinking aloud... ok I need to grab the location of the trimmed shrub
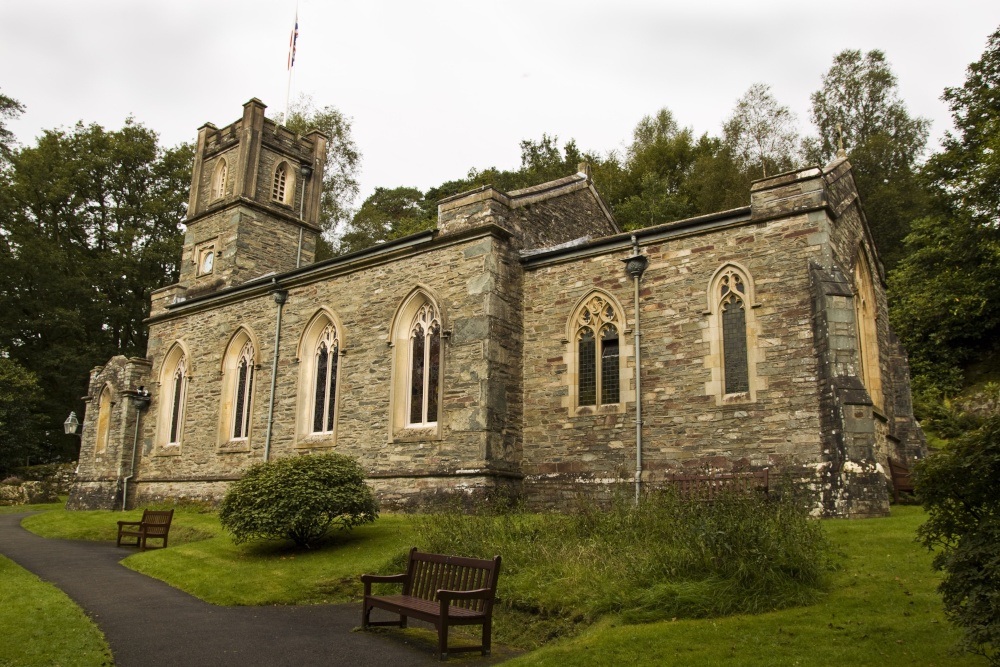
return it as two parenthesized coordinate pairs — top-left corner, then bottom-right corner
(219, 453), (378, 549)
(917, 415), (1000, 664)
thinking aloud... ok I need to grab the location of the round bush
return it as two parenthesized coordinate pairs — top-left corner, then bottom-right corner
(219, 453), (378, 548)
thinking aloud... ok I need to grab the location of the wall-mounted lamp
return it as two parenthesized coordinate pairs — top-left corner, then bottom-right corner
(64, 411), (81, 436)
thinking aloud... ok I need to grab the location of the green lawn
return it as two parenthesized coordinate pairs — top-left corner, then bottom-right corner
(0, 555), (113, 667)
(16, 505), (987, 666)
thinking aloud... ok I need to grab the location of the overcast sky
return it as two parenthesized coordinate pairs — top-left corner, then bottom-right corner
(2, 1), (998, 203)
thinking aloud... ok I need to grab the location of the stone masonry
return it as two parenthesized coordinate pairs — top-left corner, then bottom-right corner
(69, 101), (926, 517)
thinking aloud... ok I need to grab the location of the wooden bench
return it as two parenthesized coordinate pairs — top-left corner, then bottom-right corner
(116, 509), (174, 551)
(888, 458), (916, 503)
(361, 547), (502, 660)
(665, 469), (769, 500)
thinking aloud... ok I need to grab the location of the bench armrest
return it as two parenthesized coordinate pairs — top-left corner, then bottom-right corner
(360, 573), (407, 596)
(117, 520), (142, 529)
(436, 587), (492, 602)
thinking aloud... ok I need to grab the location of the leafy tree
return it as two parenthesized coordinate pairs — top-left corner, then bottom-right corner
(278, 95), (362, 258)
(219, 453), (379, 549)
(807, 49), (931, 269)
(0, 89), (25, 162)
(723, 83), (799, 179)
(916, 415), (1000, 664)
(0, 357), (46, 473)
(0, 120), (192, 460)
(337, 186), (430, 255)
(888, 27), (1000, 393)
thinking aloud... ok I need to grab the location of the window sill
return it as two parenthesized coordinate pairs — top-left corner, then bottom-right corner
(573, 403), (625, 416)
(217, 439), (250, 453)
(295, 434), (337, 449)
(392, 426), (442, 443)
(152, 445), (182, 457)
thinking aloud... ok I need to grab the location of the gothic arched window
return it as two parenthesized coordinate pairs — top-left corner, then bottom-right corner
(574, 294), (621, 407)
(211, 158), (227, 201)
(231, 340), (255, 440)
(408, 302), (441, 426)
(220, 330), (257, 446)
(167, 358), (187, 445)
(854, 252), (883, 408)
(312, 324), (340, 433)
(719, 270), (749, 394)
(271, 161), (294, 205)
(706, 264), (759, 403)
(95, 386), (112, 455)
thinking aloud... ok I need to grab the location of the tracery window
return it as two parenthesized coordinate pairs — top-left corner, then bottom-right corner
(211, 158), (227, 201)
(407, 302), (441, 426)
(167, 358), (187, 445)
(390, 289), (444, 436)
(231, 340), (255, 440)
(718, 270), (749, 394)
(574, 294), (620, 407)
(311, 324), (340, 433)
(706, 264), (759, 404)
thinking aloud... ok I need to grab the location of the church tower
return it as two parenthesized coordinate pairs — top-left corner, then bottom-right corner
(176, 98), (327, 294)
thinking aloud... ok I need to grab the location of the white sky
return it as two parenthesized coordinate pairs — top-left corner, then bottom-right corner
(2, 1), (998, 203)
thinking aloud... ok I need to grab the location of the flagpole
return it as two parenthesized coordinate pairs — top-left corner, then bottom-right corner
(284, 5), (299, 122)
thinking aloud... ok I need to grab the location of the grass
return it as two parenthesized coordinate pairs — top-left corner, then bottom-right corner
(0, 555), (113, 667)
(501, 506), (985, 666)
(16, 503), (988, 666)
(23, 507), (418, 605)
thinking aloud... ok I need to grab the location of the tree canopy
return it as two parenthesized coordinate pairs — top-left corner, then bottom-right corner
(0, 117), (192, 461)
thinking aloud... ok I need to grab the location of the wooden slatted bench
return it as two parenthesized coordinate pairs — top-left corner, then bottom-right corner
(665, 469), (769, 500)
(361, 547), (502, 660)
(116, 509), (174, 551)
(888, 458), (915, 503)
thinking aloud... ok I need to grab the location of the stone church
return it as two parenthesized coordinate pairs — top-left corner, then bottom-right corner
(68, 99), (925, 518)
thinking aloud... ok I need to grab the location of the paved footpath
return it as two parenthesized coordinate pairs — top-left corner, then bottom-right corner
(0, 513), (509, 666)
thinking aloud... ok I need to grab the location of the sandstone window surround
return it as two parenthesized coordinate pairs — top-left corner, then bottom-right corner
(567, 291), (628, 415)
(854, 251), (883, 410)
(94, 385), (112, 456)
(389, 288), (444, 440)
(295, 310), (344, 447)
(219, 329), (258, 449)
(704, 263), (762, 405)
(271, 160), (295, 207)
(153, 343), (189, 455)
(195, 239), (216, 277)
(211, 157), (228, 201)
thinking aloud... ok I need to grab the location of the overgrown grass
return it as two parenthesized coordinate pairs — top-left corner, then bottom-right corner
(0, 555), (113, 667)
(409, 489), (830, 648)
(504, 506), (985, 666)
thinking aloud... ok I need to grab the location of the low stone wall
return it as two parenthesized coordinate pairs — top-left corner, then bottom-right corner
(67, 480), (120, 510)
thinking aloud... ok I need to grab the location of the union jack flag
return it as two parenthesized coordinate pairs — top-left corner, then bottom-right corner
(287, 13), (298, 70)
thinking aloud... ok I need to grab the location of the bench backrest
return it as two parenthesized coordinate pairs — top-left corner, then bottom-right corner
(140, 509), (174, 536)
(888, 459), (914, 486)
(666, 470), (768, 500)
(404, 548), (501, 612)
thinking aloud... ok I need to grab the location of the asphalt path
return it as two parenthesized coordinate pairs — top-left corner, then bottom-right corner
(0, 512), (510, 666)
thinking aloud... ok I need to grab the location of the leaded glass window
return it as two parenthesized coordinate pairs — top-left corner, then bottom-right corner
(408, 303), (440, 426)
(168, 359), (186, 445)
(575, 295), (620, 407)
(231, 341), (255, 439)
(718, 269), (749, 394)
(311, 324), (339, 433)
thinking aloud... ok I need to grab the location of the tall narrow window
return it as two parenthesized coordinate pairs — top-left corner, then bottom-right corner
(231, 340), (255, 440)
(312, 324), (339, 433)
(272, 162), (289, 204)
(719, 269), (749, 394)
(854, 252), (883, 408)
(575, 294), (621, 407)
(168, 359), (187, 445)
(95, 386), (112, 455)
(408, 303), (440, 426)
(211, 158), (227, 200)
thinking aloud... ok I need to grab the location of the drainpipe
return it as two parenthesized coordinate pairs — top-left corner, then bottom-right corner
(297, 162), (313, 268)
(622, 236), (649, 504)
(264, 283), (289, 461)
(122, 387), (151, 511)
